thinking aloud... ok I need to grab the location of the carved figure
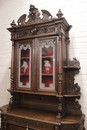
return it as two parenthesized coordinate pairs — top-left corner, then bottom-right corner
(28, 4), (40, 20)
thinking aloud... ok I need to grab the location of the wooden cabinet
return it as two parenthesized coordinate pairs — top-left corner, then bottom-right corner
(7, 124), (26, 130)
(0, 5), (85, 130)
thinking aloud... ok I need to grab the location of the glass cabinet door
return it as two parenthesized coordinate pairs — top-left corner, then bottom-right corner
(18, 44), (31, 88)
(38, 37), (56, 91)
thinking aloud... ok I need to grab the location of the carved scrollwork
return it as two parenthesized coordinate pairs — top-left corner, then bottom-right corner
(64, 58), (81, 94)
(39, 38), (56, 47)
(37, 26), (56, 35)
(41, 10), (52, 21)
(11, 5), (54, 27)
(15, 26), (57, 39)
(65, 70), (81, 94)
(19, 40), (32, 47)
(68, 57), (80, 69)
(17, 14), (27, 25)
(16, 30), (31, 39)
(8, 93), (20, 109)
(66, 98), (82, 116)
(74, 83), (80, 93)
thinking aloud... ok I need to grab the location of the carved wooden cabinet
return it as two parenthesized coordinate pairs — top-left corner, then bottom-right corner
(0, 5), (85, 130)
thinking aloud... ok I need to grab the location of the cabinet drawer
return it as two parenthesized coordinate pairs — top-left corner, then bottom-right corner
(2, 114), (60, 130)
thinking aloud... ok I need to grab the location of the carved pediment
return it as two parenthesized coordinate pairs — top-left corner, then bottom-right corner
(11, 4), (64, 27)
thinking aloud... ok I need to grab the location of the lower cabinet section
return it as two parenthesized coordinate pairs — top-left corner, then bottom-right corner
(2, 122), (85, 130)
(1, 105), (85, 130)
(7, 124), (26, 130)
(1, 115), (85, 130)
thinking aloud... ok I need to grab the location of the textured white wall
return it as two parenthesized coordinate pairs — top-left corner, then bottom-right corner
(0, 0), (87, 128)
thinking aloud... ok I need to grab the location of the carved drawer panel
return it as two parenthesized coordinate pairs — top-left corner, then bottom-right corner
(2, 114), (60, 130)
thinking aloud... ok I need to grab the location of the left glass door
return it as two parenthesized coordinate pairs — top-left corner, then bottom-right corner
(17, 42), (32, 89)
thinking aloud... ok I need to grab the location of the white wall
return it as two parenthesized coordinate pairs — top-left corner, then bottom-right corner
(0, 0), (87, 128)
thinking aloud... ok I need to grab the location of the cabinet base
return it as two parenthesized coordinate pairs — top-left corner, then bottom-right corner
(0, 105), (85, 130)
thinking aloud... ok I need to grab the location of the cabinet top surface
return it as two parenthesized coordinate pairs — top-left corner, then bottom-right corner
(0, 105), (85, 125)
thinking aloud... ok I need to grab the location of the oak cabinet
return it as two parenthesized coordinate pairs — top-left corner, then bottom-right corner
(0, 5), (85, 130)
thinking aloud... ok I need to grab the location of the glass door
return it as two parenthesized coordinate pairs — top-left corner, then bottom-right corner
(18, 44), (31, 88)
(38, 37), (56, 91)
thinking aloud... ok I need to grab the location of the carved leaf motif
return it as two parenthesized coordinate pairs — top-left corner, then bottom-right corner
(41, 10), (52, 20)
(15, 5), (54, 26)
(17, 14), (27, 25)
(66, 98), (82, 116)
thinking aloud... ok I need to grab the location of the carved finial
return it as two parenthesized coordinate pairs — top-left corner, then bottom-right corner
(56, 9), (63, 18)
(10, 20), (16, 27)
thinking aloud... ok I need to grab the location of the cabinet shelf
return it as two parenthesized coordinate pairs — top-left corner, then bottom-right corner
(42, 74), (53, 76)
(63, 66), (80, 70)
(20, 74), (29, 76)
(64, 93), (81, 97)
(42, 56), (53, 59)
(21, 57), (29, 60)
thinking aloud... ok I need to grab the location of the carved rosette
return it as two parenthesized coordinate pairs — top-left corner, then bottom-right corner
(12, 4), (54, 27)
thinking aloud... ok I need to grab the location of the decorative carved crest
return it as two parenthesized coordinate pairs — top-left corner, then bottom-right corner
(27, 4), (41, 24)
(10, 5), (55, 27)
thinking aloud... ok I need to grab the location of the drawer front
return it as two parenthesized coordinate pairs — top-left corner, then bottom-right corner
(1, 114), (60, 130)
(7, 124), (26, 130)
